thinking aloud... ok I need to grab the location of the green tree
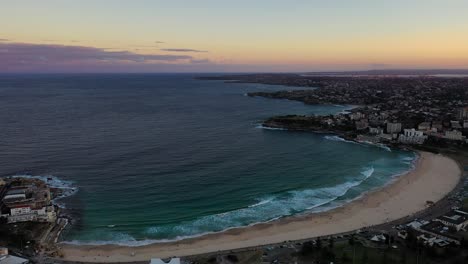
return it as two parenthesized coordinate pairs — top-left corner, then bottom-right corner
(329, 237), (334, 249)
(341, 251), (351, 263)
(361, 250), (369, 264)
(399, 249), (407, 264)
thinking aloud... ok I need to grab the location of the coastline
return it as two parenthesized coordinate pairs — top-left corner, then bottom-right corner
(59, 151), (462, 263)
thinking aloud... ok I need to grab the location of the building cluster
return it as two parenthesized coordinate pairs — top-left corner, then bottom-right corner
(397, 209), (468, 248)
(347, 106), (468, 146)
(247, 76), (468, 148)
(0, 178), (56, 224)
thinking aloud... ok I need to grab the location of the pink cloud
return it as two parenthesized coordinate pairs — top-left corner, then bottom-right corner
(0, 42), (200, 72)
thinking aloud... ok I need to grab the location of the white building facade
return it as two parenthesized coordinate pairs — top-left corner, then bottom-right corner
(398, 129), (427, 145)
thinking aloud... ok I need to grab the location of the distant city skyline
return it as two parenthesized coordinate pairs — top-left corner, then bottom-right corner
(1, 0), (468, 72)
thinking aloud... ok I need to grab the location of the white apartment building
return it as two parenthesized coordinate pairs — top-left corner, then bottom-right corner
(398, 129), (427, 145)
(386, 122), (402, 134)
(445, 130), (464, 141)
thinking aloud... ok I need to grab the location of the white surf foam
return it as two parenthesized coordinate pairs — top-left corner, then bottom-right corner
(62, 166), (384, 246)
(248, 198), (273, 208)
(323, 135), (358, 144)
(255, 124), (288, 131)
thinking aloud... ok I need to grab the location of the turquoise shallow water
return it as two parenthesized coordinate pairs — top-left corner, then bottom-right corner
(0, 74), (416, 245)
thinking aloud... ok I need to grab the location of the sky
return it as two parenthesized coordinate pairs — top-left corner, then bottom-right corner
(1, 0), (468, 73)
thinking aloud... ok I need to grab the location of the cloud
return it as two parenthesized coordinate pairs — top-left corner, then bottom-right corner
(0, 39), (9, 41)
(0, 42), (202, 72)
(155, 41), (165, 44)
(161, 48), (207, 53)
(369, 63), (391, 68)
(190, 59), (211, 64)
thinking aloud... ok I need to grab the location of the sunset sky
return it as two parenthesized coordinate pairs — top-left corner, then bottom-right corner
(1, 0), (468, 72)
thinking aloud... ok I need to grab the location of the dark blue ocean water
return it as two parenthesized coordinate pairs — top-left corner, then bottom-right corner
(0, 74), (415, 244)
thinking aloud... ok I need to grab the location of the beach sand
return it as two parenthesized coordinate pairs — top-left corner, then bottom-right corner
(59, 151), (461, 262)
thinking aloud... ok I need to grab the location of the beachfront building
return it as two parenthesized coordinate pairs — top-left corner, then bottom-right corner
(349, 112), (365, 121)
(398, 129), (427, 145)
(6, 205), (56, 223)
(355, 119), (369, 130)
(435, 210), (468, 231)
(417, 234), (450, 247)
(444, 130), (464, 141)
(451, 121), (462, 129)
(397, 231), (408, 240)
(369, 127), (383, 135)
(418, 122), (431, 131)
(0, 184), (57, 224)
(458, 106), (468, 120)
(386, 122), (402, 134)
(432, 121), (443, 132)
(0, 248), (29, 264)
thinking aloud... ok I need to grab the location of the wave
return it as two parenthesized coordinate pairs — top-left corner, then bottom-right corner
(325, 135), (392, 152)
(140, 166), (376, 239)
(65, 166), (377, 246)
(256, 124), (287, 131)
(248, 198), (273, 208)
(358, 141), (392, 152)
(11, 174), (78, 208)
(323, 135), (358, 144)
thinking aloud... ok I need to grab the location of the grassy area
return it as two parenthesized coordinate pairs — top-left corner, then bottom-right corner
(462, 197), (468, 211)
(297, 239), (468, 264)
(330, 242), (415, 264)
(186, 250), (263, 264)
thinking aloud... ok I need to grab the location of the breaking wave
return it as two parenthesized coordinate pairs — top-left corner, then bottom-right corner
(63, 166), (378, 245)
(256, 124), (288, 131)
(323, 135), (358, 144)
(132, 168), (372, 242)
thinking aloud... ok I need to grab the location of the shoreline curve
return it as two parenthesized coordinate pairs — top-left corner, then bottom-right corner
(59, 151), (461, 262)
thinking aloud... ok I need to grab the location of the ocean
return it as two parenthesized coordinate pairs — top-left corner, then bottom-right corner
(0, 74), (415, 245)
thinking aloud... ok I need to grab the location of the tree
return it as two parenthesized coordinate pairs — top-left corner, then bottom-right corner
(329, 237), (334, 249)
(361, 250), (369, 264)
(341, 252), (351, 263)
(382, 249), (389, 264)
(300, 241), (315, 256)
(399, 249), (407, 264)
(460, 237), (468, 249)
(316, 237), (322, 249)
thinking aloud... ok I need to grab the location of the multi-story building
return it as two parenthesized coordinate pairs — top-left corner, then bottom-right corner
(349, 112), (365, 121)
(435, 210), (468, 231)
(1, 183), (56, 224)
(369, 127), (383, 135)
(445, 130), (464, 141)
(451, 121), (462, 129)
(432, 121), (443, 132)
(418, 122), (431, 131)
(458, 106), (468, 120)
(398, 129), (427, 145)
(355, 119), (369, 130)
(386, 122), (402, 134)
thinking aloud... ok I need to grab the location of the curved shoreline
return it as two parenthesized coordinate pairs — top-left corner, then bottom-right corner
(59, 151), (461, 262)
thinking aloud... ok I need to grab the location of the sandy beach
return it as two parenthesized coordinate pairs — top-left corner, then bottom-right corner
(59, 151), (462, 262)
